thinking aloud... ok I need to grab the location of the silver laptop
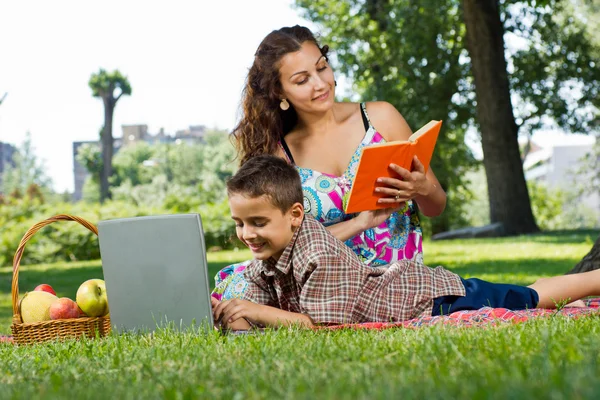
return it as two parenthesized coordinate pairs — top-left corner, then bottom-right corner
(97, 214), (214, 333)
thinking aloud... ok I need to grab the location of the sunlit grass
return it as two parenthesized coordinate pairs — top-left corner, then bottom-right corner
(1, 317), (600, 399)
(1, 230), (599, 398)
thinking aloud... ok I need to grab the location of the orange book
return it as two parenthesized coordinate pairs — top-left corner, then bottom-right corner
(344, 120), (442, 214)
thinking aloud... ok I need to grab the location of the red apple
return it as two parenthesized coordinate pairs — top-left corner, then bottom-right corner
(34, 284), (57, 296)
(49, 297), (81, 320)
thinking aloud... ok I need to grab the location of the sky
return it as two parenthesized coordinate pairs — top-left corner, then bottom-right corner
(0, 0), (316, 193)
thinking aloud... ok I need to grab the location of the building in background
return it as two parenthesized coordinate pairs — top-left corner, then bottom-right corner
(0, 141), (17, 193)
(72, 125), (209, 201)
(523, 133), (599, 222)
(174, 125), (207, 144)
(121, 124), (149, 147)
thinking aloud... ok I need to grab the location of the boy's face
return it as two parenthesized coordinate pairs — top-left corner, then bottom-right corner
(229, 193), (304, 261)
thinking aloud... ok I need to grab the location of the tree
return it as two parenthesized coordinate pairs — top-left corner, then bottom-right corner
(89, 69), (132, 203)
(462, 0), (538, 234)
(567, 240), (600, 274)
(294, 0), (600, 235)
(1, 131), (52, 199)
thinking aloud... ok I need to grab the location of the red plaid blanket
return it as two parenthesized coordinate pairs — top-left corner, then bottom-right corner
(324, 297), (600, 330)
(2, 299), (599, 341)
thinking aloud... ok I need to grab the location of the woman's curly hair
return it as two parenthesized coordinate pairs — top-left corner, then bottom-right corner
(232, 25), (329, 166)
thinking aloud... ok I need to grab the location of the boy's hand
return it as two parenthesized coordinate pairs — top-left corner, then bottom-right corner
(213, 297), (263, 326)
(211, 296), (314, 329)
(211, 297), (252, 330)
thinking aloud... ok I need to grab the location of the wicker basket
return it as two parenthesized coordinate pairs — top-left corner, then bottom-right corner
(10, 214), (111, 345)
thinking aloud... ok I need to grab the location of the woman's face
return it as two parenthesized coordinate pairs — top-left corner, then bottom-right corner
(278, 41), (335, 113)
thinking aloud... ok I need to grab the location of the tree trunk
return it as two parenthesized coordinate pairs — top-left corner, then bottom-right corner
(462, 0), (539, 235)
(566, 236), (600, 274)
(100, 98), (114, 203)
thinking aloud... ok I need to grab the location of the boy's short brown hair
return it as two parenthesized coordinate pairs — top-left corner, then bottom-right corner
(226, 155), (303, 213)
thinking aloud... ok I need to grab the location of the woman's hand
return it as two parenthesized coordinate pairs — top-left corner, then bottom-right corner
(375, 156), (434, 205)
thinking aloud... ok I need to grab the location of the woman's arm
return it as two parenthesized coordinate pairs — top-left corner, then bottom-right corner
(324, 206), (400, 241)
(365, 101), (447, 217)
(212, 298), (315, 329)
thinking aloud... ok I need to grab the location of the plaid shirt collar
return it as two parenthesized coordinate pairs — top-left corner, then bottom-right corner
(261, 217), (303, 277)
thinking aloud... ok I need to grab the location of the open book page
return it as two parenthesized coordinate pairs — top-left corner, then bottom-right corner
(409, 120), (441, 174)
(409, 120), (441, 142)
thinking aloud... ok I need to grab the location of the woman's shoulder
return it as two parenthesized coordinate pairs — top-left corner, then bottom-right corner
(333, 101), (361, 120)
(363, 101), (413, 141)
(363, 100), (398, 115)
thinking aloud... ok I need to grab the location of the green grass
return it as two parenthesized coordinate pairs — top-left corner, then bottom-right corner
(1, 230), (599, 399)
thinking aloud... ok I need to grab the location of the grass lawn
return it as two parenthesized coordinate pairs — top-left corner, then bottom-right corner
(1, 230), (599, 399)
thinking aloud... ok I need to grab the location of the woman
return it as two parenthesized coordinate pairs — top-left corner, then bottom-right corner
(213, 25), (446, 300)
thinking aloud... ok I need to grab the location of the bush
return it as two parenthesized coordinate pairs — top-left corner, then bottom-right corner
(0, 198), (238, 267)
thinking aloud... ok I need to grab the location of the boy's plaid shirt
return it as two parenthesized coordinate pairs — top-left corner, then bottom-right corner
(242, 215), (466, 324)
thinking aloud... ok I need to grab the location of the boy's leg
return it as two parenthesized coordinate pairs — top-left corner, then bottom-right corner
(432, 278), (538, 315)
(528, 269), (600, 308)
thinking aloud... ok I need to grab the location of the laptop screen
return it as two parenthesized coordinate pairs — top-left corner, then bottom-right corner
(97, 214), (214, 333)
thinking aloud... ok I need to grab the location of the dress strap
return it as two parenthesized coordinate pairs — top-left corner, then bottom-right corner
(360, 102), (372, 132)
(278, 138), (295, 164)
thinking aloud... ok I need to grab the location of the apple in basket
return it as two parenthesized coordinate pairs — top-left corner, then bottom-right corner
(34, 283), (57, 296)
(76, 279), (109, 317)
(49, 297), (83, 320)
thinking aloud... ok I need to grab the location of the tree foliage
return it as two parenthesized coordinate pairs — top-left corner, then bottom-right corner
(1, 132), (52, 201)
(89, 69), (132, 99)
(509, 1), (600, 145)
(75, 142), (102, 181)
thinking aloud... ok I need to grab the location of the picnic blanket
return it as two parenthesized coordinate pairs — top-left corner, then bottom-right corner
(324, 297), (600, 330)
(2, 298), (599, 342)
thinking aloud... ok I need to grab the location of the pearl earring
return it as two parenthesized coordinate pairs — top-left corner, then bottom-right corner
(280, 99), (290, 111)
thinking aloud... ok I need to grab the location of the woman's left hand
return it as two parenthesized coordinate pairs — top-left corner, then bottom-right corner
(375, 156), (432, 205)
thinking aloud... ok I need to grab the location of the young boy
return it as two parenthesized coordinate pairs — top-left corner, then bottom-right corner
(212, 155), (597, 330)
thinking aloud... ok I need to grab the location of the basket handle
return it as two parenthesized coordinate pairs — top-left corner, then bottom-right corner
(11, 214), (98, 316)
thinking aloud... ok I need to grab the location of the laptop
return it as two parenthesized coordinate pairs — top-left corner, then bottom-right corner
(97, 213), (214, 333)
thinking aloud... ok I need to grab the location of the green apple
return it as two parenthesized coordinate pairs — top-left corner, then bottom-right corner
(76, 279), (109, 317)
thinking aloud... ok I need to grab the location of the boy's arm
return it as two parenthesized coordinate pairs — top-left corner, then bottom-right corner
(212, 298), (314, 329)
(212, 262), (313, 329)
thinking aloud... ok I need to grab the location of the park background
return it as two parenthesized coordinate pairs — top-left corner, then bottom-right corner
(0, 0), (599, 265)
(2, 1), (600, 398)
